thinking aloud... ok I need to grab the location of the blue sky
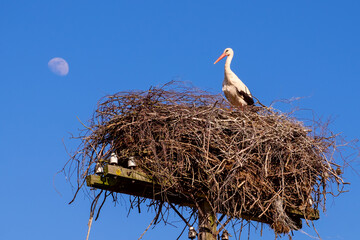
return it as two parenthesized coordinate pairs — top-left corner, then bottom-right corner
(1, 1), (359, 239)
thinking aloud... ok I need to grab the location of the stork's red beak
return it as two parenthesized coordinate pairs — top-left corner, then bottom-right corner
(214, 53), (227, 64)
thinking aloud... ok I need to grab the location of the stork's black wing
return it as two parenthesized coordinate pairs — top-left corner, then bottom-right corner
(237, 90), (255, 105)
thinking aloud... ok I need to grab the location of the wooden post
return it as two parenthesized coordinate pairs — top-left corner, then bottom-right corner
(198, 201), (217, 240)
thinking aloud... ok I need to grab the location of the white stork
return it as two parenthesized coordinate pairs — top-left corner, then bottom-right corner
(214, 48), (254, 108)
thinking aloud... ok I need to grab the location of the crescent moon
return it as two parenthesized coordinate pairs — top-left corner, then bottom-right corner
(48, 57), (69, 76)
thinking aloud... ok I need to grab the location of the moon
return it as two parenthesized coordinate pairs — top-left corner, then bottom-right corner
(48, 57), (69, 76)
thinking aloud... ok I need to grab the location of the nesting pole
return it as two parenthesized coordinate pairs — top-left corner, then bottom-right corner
(198, 201), (217, 240)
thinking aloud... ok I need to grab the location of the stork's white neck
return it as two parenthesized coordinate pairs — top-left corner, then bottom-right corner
(224, 53), (233, 72)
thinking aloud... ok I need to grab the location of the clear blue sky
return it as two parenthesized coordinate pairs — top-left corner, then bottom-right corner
(1, 1), (359, 239)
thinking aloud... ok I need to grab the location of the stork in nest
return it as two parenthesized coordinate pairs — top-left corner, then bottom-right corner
(214, 48), (254, 109)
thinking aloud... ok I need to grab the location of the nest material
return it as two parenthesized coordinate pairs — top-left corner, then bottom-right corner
(68, 82), (347, 237)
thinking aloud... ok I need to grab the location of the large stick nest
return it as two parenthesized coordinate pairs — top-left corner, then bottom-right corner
(66, 81), (349, 238)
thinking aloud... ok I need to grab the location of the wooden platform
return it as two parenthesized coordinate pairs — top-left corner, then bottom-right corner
(86, 164), (319, 228)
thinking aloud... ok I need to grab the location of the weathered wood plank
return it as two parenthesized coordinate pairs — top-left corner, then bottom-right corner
(288, 207), (319, 220)
(104, 165), (155, 184)
(86, 174), (193, 207)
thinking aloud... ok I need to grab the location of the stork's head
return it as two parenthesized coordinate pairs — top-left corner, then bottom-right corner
(214, 48), (233, 64)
